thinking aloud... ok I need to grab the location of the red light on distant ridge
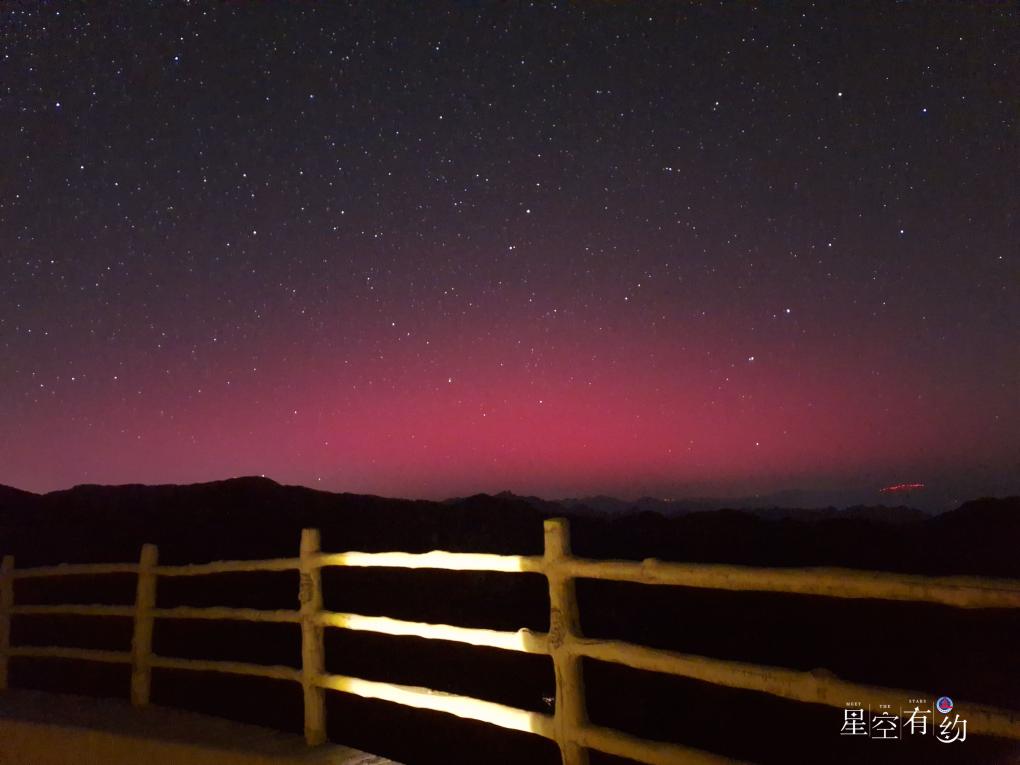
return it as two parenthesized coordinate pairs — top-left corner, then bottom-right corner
(880, 482), (925, 494)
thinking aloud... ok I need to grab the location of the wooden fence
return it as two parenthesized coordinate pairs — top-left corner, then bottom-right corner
(2, 518), (1019, 765)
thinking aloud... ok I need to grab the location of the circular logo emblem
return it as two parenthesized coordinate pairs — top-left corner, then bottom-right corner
(936, 696), (954, 714)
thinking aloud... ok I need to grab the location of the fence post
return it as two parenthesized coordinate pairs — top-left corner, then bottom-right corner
(300, 528), (327, 745)
(544, 519), (589, 765)
(130, 543), (158, 706)
(0, 556), (13, 691)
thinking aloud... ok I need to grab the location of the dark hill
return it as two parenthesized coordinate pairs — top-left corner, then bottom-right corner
(0, 479), (1016, 576)
(0, 477), (545, 566)
(0, 483), (38, 509)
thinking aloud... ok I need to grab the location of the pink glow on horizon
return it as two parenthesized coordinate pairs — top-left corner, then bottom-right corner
(3, 309), (1013, 501)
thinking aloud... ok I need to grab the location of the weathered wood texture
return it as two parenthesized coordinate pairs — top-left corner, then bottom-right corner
(155, 558), (300, 577)
(562, 558), (1020, 609)
(130, 543), (158, 706)
(299, 528), (327, 746)
(317, 611), (549, 653)
(316, 550), (544, 573)
(544, 519), (589, 765)
(317, 672), (555, 739)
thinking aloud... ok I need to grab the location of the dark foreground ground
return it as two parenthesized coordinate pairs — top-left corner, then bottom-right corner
(2, 478), (1018, 764)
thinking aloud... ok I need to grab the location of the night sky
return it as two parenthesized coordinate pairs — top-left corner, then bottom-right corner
(2, 3), (1017, 506)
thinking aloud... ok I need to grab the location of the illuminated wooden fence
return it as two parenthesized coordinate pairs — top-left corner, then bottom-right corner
(2, 518), (1019, 765)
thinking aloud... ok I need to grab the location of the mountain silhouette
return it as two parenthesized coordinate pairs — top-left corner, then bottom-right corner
(0, 478), (1015, 576)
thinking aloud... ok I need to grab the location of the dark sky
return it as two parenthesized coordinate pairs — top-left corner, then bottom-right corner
(2, 3), (1017, 506)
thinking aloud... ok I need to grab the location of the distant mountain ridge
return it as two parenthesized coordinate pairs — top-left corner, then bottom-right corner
(444, 489), (931, 524)
(0, 477), (991, 525)
(0, 478), (1000, 524)
(0, 477), (1016, 576)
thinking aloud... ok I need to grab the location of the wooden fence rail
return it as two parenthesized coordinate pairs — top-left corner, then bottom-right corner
(1, 519), (1019, 765)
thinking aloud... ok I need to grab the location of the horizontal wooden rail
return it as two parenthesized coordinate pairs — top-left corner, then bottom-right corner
(317, 671), (555, 739)
(577, 723), (748, 765)
(11, 604), (302, 624)
(318, 611), (549, 654)
(154, 558), (299, 576)
(12, 563), (139, 579)
(9, 605), (302, 624)
(149, 654), (302, 683)
(12, 604), (134, 618)
(315, 550), (545, 574)
(561, 558), (1020, 609)
(8, 605), (550, 650)
(153, 606), (302, 623)
(569, 637), (1020, 741)
(15, 552), (1017, 610)
(8, 646), (130, 664)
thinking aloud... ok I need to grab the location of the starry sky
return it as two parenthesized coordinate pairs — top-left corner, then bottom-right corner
(2, 3), (1017, 507)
